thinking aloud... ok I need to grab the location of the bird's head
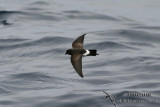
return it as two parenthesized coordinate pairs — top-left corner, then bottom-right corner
(65, 49), (72, 55)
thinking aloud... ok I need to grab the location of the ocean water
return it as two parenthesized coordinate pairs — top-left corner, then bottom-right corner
(0, 0), (160, 107)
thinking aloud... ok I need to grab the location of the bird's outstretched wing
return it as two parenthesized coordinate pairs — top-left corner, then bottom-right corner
(72, 34), (86, 49)
(70, 54), (83, 78)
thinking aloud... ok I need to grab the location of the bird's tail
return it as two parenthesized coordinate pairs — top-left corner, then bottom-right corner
(88, 50), (99, 56)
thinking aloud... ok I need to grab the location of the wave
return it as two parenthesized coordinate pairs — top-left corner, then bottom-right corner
(0, 10), (21, 25)
(0, 20), (12, 25)
(134, 26), (160, 30)
(0, 100), (15, 105)
(19, 48), (65, 57)
(0, 37), (72, 51)
(123, 42), (154, 47)
(114, 29), (160, 43)
(63, 10), (119, 21)
(0, 87), (11, 94)
(30, 1), (49, 5)
(0, 10), (21, 16)
(0, 10), (63, 23)
(0, 38), (28, 43)
(0, 10), (22, 20)
(85, 41), (136, 50)
(99, 29), (160, 43)
(10, 72), (52, 82)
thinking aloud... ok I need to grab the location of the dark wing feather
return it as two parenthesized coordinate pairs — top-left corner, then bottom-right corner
(70, 54), (83, 78)
(72, 34), (86, 49)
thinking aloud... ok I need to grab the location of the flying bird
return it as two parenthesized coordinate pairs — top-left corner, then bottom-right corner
(65, 34), (98, 78)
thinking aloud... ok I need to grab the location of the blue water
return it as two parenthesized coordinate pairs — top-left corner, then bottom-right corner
(0, 0), (160, 107)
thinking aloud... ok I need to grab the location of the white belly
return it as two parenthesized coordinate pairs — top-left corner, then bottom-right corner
(83, 50), (90, 56)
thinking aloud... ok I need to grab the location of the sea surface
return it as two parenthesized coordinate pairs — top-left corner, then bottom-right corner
(0, 0), (160, 107)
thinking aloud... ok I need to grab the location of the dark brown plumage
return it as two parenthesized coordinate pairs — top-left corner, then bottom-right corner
(71, 54), (83, 78)
(72, 34), (85, 49)
(65, 34), (98, 78)
(70, 34), (85, 78)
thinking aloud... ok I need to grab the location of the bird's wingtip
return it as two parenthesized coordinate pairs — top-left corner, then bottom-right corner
(80, 74), (84, 78)
(81, 33), (87, 37)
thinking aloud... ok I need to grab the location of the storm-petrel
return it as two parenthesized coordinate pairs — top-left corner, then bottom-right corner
(65, 34), (98, 78)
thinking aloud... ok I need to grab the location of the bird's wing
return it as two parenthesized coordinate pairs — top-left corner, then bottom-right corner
(70, 54), (83, 78)
(72, 34), (86, 49)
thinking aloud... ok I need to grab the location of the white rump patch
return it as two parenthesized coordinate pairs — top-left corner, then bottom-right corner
(83, 50), (90, 56)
